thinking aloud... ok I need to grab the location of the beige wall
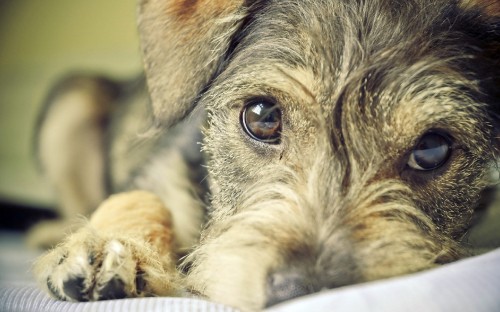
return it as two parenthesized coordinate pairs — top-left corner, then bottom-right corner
(0, 0), (142, 206)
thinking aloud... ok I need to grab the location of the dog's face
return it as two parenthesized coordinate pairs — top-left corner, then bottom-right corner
(139, 0), (500, 310)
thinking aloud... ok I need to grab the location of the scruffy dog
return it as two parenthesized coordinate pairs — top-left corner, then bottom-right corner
(32, 0), (500, 310)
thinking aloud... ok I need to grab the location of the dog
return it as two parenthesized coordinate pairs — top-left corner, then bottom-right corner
(31, 0), (500, 310)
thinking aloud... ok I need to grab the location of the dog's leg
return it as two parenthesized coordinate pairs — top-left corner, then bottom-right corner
(27, 74), (121, 248)
(33, 190), (181, 301)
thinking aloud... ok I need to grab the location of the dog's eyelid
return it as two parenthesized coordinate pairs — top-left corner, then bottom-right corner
(243, 95), (279, 106)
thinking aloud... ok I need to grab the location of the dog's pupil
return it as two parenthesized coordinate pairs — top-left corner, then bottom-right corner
(413, 133), (450, 170)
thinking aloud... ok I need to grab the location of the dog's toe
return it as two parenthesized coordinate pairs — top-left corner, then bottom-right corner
(97, 275), (127, 300)
(62, 276), (88, 301)
(92, 239), (137, 300)
(46, 277), (65, 300)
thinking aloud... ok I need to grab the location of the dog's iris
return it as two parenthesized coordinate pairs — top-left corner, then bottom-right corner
(407, 132), (451, 171)
(241, 99), (281, 144)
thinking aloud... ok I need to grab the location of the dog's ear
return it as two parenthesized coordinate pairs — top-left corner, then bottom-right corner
(460, 1), (500, 145)
(461, 0), (500, 15)
(460, 0), (500, 99)
(138, 0), (256, 127)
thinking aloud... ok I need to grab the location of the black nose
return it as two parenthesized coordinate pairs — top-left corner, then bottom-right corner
(265, 270), (315, 307)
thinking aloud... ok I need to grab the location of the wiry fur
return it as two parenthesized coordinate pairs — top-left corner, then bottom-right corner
(32, 0), (500, 311)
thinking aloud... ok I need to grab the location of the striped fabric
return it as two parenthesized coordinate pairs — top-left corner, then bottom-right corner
(0, 284), (237, 312)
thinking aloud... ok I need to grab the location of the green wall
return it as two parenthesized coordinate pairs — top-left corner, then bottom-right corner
(0, 0), (141, 206)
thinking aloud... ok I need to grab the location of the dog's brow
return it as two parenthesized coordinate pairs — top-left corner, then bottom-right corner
(273, 66), (316, 102)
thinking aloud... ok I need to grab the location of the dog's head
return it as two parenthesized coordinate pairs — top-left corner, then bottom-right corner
(139, 0), (500, 310)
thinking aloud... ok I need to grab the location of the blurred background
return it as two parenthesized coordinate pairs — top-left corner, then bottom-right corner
(0, 0), (142, 229)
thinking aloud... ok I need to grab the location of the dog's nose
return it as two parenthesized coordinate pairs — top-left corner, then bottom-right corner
(265, 270), (315, 307)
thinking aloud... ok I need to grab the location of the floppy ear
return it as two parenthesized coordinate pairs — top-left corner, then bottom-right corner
(460, 0), (500, 98)
(137, 0), (251, 127)
(462, 0), (500, 142)
(461, 0), (500, 15)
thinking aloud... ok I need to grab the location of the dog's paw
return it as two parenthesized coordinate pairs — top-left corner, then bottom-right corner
(33, 227), (179, 301)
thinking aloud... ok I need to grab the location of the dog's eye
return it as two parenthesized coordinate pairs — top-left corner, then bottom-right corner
(407, 132), (451, 171)
(241, 99), (281, 144)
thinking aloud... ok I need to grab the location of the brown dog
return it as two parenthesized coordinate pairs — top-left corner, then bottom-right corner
(33, 0), (500, 310)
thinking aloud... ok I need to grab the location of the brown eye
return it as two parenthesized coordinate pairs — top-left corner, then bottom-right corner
(241, 99), (282, 144)
(407, 132), (452, 171)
